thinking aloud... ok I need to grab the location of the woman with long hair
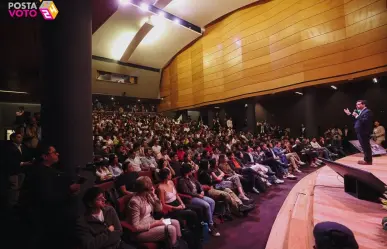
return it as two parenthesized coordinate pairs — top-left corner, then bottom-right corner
(158, 168), (202, 244)
(126, 176), (182, 247)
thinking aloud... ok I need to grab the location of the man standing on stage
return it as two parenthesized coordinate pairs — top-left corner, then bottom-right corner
(344, 100), (373, 165)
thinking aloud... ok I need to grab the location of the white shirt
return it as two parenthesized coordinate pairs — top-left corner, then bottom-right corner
(227, 120), (233, 128)
(152, 145), (161, 154)
(310, 141), (321, 149)
(92, 210), (104, 222)
(125, 157), (142, 172)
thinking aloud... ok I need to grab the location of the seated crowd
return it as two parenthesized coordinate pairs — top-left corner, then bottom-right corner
(3, 105), (350, 249)
(83, 108), (348, 248)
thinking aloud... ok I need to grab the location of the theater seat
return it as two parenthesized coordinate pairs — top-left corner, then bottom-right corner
(117, 196), (159, 249)
(139, 170), (153, 179)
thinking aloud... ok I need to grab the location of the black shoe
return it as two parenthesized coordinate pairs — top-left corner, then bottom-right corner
(239, 204), (254, 213)
(242, 199), (255, 205)
(267, 171), (275, 176)
(224, 214), (233, 221)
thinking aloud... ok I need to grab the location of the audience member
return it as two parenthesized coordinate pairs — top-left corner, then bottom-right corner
(127, 176), (182, 246)
(76, 187), (134, 249)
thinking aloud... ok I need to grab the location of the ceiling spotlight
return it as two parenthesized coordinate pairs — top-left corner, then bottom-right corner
(331, 85), (337, 90)
(158, 11), (165, 18)
(174, 18), (180, 25)
(373, 78), (378, 83)
(138, 99), (141, 102)
(139, 3), (149, 11)
(111, 97), (114, 100)
(119, 0), (128, 5)
(295, 92), (303, 95)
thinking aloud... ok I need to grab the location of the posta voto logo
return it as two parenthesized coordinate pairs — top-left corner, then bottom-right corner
(8, 0), (58, 20)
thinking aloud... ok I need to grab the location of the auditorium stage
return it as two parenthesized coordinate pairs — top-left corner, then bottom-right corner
(266, 154), (387, 249)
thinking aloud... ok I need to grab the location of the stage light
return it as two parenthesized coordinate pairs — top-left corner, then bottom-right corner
(158, 11), (165, 18)
(111, 97), (114, 100)
(174, 18), (180, 25)
(295, 92), (303, 95)
(214, 107), (220, 109)
(119, 0), (129, 6)
(373, 78), (378, 83)
(331, 85), (337, 90)
(139, 3), (149, 11)
(138, 99), (141, 102)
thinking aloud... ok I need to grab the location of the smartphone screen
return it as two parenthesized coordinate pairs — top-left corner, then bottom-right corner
(163, 218), (171, 225)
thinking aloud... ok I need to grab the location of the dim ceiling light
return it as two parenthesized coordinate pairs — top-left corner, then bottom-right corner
(331, 85), (337, 90)
(0, 90), (28, 94)
(295, 91), (303, 95)
(373, 78), (378, 83)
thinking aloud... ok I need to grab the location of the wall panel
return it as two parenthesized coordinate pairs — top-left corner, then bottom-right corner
(159, 0), (387, 111)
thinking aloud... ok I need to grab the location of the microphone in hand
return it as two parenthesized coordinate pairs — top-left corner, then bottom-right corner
(352, 109), (359, 118)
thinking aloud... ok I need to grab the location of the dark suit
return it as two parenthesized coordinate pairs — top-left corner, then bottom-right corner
(3, 142), (30, 208)
(354, 108), (373, 163)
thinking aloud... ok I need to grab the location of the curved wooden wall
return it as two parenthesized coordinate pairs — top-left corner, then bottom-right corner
(159, 0), (387, 112)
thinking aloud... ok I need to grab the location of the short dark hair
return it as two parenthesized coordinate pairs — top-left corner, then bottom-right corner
(10, 132), (21, 140)
(180, 163), (192, 175)
(39, 145), (53, 156)
(109, 154), (117, 163)
(158, 159), (165, 169)
(122, 161), (132, 172)
(356, 100), (367, 106)
(83, 187), (103, 209)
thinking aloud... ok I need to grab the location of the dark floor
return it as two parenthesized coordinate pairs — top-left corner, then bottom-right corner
(204, 168), (317, 249)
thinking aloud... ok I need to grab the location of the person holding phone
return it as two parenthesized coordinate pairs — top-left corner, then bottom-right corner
(127, 176), (182, 246)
